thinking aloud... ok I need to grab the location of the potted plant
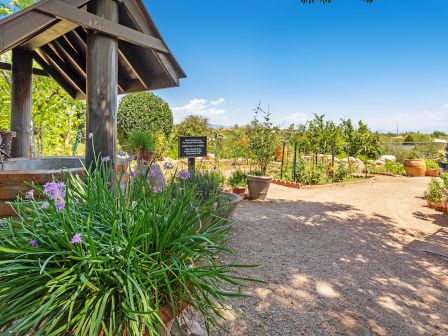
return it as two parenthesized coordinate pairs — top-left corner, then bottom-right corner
(0, 158), (256, 335)
(126, 129), (155, 164)
(425, 159), (440, 177)
(245, 104), (276, 200)
(424, 177), (447, 212)
(404, 151), (426, 177)
(228, 170), (247, 198)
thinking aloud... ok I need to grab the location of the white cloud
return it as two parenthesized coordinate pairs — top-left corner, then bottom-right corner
(279, 112), (308, 125)
(365, 104), (448, 132)
(173, 98), (225, 117)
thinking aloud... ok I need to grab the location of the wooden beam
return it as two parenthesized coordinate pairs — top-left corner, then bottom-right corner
(39, 44), (86, 95)
(85, 0), (119, 169)
(0, 0), (89, 53)
(10, 48), (33, 158)
(32, 51), (79, 99)
(22, 20), (79, 50)
(36, 0), (169, 53)
(51, 39), (86, 79)
(0, 62), (48, 76)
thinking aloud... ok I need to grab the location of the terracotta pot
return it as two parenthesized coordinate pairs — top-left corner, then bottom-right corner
(425, 169), (440, 177)
(427, 199), (447, 212)
(115, 159), (129, 174)
(404, 159), (426, 177)
(137, 150), (154, 164)
(246, 174), (272, 200)
(232, 186), (246, 198)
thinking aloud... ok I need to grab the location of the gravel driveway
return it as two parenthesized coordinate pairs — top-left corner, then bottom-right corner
(219, 176), (448, 336)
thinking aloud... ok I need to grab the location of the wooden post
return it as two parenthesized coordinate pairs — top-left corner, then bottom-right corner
(10, 48), (33, 158)
(86, 0), (118, 169)
(188, 157), (195, 175)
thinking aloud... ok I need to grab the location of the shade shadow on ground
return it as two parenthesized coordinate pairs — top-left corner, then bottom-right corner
(218, 196), (448, 336)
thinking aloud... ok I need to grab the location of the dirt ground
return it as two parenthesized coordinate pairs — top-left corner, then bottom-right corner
(219, 176), (448, 336)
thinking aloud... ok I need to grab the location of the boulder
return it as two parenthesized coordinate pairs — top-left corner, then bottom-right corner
(378, 155), (396, 162)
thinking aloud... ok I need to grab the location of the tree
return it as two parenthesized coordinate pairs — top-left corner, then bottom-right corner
(246, 103), (277, 175)
(174, 115), (209, 137)
(117, 92), (173, 143)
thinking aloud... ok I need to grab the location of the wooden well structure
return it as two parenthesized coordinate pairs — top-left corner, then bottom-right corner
(0, 0), (185, 168)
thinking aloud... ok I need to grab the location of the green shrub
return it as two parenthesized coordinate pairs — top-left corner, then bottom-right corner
(184, 170), (224, 203)
(0, 162), (255, 335)
(384, 161), (405, 175)
(117, 92), (173, 145)
(407, 150), (423, 160)
(425, 178), (445, 203)
(126, 129), (155, 152)
(425, 160), (439, 170)
(332, 162), (351, 183)
(441, 171), (448, 189)
(228, 170), (247, 188)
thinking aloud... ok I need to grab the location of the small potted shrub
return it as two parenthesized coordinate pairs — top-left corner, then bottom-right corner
(126, 129), (155, 164)
(424, 178), (447, 211)
(245, 104), (276, 200)
(404, 151), (426, 177)
(228, 170), (247, 198)
(425, 159), (440, 177)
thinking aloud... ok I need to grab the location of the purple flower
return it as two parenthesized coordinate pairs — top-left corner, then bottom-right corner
(179, 170), (191, 181)
(55, 198), (66, 212)
(40, 201), (49, 209)
(116, 151), (128, 158)
(29, 239), (39, 248)
(163, 161), (174, 170)
(130, 169), (136, 177)
(150, 167), (158, 177)
(152, 186), (162, 193)
(88, 133), (93, 139)
(25, 190), (34, 200)
(102, 156), (111, 162)
(70, 233), (82, 244)
(43, 182), (65, 200)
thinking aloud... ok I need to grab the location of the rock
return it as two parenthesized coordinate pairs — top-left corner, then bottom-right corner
(375, 159), (386, 166)
(378, 155), (396, 162)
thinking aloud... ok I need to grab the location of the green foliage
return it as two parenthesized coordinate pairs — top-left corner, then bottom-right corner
(441, 172), (448, 189)
(175, 115), (209, 137)
(403, 133), (433, 144)
(407, 150), (423, 160)
(384, 161), (405, 175)
(126, 129), (155, 153)
(332, 162), (351, 183)
(0, 53), (86, 156)
(425, 160), (439, 170)
(0, 162), (255, 335)
(228, 170), (247, 188)
(184, 170), (224, 203)
(425, 178), (445, 203)
(246, 104), (276, 175)
(117, 92), (173, 152)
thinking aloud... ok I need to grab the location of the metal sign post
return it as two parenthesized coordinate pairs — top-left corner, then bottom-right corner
(178, 136), (207, 174)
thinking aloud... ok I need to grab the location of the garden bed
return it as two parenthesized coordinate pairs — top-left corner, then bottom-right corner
(271, 175), (375, 189)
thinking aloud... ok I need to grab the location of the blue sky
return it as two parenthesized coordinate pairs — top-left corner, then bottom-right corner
(147, 0), (448, 132)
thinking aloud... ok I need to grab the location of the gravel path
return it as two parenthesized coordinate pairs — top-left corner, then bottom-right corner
(219, 176), (448, 336)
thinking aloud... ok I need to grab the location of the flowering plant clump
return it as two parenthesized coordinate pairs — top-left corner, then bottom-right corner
(0, 158), (256, 335)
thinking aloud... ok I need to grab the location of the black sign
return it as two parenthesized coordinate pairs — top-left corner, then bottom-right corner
(178, 136), (207, 158)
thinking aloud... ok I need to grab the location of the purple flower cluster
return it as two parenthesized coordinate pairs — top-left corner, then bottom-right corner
(152, 186), (163, 193)
(29, 239), (39, 248)
(70, 233), (82, 244)
(43, 182), (65, 200)
(25, 190), (34, 200)
(150, 167), (158, 177)
(163, 161), (174, 170)
(179, 170), (191, 181)
(43, 182), (66, 212)
(102, 156), (111, 162)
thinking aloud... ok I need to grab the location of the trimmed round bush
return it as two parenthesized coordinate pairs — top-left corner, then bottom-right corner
(117, 92), (173, 144)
